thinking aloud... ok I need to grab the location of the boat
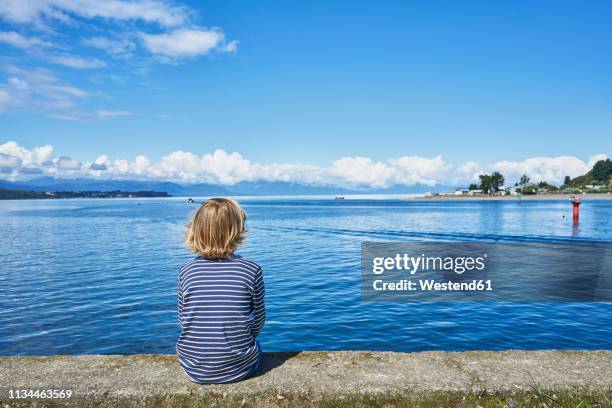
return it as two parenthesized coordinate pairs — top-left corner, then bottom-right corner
(334, 196), (345, 200)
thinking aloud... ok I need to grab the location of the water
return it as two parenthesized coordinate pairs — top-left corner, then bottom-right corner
(1, 197), (611, 355)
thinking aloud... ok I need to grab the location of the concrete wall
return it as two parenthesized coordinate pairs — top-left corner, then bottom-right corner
(1, 350), (611, 406)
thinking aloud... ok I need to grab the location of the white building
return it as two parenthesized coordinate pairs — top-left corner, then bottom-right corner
(506, 186), (519, 196)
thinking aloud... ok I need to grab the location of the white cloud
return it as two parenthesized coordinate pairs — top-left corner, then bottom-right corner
(46, 55), (107, 69)
(587, 154), (608, 168)
(0, 66), (129, 119)
(89, 154), (110, 171)
(0, 141), (53, 169)
(145, 150), (253, 184)
(48, 109), (133, 121)
(253, 163), (328, 185)
(56, 155), (81, 170)
(0, 0), (187, 27)
(330, 157), (395, 188)
(0, 1), (237, 64)
(200, 149), (253, 184)
(33, 145), (54, 163)
(95, 155), (150, 177)
(8, 76), (29, 90)
(490, 155), (604, 185)
(0, 31), (52, 49)
(0, 2), (238, 117)
(140, 28), (237, 59)
(131, 155), (151, 174)
(0, 152), (22, 170)
(389, 155), (449, 186)
(0, 89), (11, 113)
(221, 40), (238, 53)
(96, 109), (133, 118)
(81, 36), (136, 59)
(45, 83), (89, 98)
(450, 161), (482, 185)
(0, 65), (90, 114)
(3, 141), (605, 188)
(329, 155), (450, 188)
(47, 113), (88, 121)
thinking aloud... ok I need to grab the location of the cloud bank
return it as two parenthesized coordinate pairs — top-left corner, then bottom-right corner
(0, 141), (606, 188)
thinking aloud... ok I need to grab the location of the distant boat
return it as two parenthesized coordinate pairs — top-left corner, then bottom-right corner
(187, 197), (194, 203)
(335, 196), (345, 200)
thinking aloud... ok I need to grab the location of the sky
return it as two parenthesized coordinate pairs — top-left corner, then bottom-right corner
(0, 0), (610, 187)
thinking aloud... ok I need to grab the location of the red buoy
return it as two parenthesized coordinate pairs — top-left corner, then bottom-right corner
(571, 196), (581, 224)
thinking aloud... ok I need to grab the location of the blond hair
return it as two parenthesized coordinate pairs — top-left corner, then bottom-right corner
(185, 198), (247, 259)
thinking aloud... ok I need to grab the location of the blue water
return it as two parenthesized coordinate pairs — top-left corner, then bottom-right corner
(1, 197), (611, 355)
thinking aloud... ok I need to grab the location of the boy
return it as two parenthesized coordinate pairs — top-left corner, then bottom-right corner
(177, 198), (265, 383)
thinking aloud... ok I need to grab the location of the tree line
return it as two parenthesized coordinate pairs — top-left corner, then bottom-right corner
(467, 159), (612, 195)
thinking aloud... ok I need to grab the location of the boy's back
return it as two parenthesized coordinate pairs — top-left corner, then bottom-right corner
(177, 255), (265, 384)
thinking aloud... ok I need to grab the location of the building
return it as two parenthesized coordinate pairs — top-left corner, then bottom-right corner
(506, 186), (520, 196)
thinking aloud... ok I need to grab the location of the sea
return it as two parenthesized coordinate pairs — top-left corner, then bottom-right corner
(1, 196), (611, 355)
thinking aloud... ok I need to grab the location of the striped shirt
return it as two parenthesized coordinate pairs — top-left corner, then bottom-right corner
(176, 255), (265, 384)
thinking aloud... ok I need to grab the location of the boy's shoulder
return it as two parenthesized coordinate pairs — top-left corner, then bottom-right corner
(232, 255), (261, 272)
(179, 258), (200, 276)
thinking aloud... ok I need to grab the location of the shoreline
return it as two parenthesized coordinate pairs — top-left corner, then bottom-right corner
(1, 350), (611, 407)
(406, 193), (612, 201)
(2, 192), (612, 202)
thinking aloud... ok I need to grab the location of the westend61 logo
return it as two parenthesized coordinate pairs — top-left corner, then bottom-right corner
(361, 242), (612, 302)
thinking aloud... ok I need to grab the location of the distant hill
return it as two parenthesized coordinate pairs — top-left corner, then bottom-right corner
(0, 188), (170, 200)
(0, 188), (49, 200)
(0, 178), (228, 196)
(0, 177), (454, 197)
(565, 159), (612, 188)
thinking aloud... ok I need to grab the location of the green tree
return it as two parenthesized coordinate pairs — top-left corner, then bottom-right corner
(522, 184), (538, 195)
(479, 174), (492, 194)
(592, 159), (612, 183)
(468, 183), (479, 191)
(490, 172), (505, 193)
(520, 174), (530, 186)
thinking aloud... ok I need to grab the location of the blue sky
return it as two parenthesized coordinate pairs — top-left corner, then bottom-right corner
(0, 0), (610, 187)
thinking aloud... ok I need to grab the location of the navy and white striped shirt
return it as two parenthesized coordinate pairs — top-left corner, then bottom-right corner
(176, 255), (265, 384)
